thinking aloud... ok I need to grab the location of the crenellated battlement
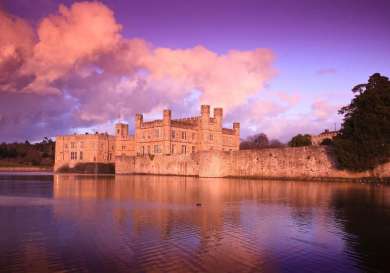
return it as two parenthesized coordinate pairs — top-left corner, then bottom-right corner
(172, 116), (200, 123)
(141, 120), (163, 128)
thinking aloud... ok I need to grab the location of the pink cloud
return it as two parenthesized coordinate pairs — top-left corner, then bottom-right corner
(311, 99), (339, 121)
(0, 1), (277, 141)
(21, 2), (122, 94)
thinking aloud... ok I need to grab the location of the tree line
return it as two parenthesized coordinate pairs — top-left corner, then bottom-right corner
(0, 137), (55, 167)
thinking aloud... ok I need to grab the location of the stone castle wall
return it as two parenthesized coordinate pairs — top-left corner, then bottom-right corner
(116, 146), (390, 180)
(116, 153), (199, 176)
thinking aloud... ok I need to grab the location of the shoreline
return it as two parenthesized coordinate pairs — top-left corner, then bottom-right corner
(0, 166), (53, 173)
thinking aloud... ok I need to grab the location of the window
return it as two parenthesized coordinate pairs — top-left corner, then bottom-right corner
(80, 142), (84, 149)
(154, 145), (160, 154)
(171, 130), (175, 139)
(182, 131), (186, 140)
(192, 146), (196, 153)
(155, 129), (159, 138)
(70, 152), (77, 160)
(181, 145), (186, 154)
(79, 151), (83, 160)
(122, 145), (126, 150)
(71, 142), (75, 148)
(171, 144), (175, 154)
(108, 153), (112, 160)
(142, 146), (145, 155)
(117, 129), (120, 134)
(209, 134), (213, 141)
(147, 146), (151, 154)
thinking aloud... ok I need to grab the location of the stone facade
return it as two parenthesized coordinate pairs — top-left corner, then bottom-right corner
(54, 133), (115, 171)
(116, 146), (390, 180)
(132, 105), (240, 156)
(54, 105), (240, 172)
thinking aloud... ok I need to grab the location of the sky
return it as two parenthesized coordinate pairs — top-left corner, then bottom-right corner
(0, 0), (389, 142)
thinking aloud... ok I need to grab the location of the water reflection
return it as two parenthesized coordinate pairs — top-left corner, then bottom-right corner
(0, 174), (389, 273)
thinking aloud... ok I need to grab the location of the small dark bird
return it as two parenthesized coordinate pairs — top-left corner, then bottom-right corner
(196, 203), (202, 207)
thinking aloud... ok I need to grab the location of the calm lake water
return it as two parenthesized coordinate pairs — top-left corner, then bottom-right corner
(0, 174), (389, 273)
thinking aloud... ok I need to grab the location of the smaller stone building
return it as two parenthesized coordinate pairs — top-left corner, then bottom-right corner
(54, 133), (115, 171)
(311, 129), (338, 145)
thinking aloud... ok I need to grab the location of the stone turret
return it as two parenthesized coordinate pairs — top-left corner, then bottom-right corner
(135, 113), (143, 129)
(163, 109), (171, 125)
(201, 105), (210, 117)
(115, 123), (128, 137)
(233, 122), (240, 136)
(214, 107), (223, 128)
(163, 109), (172, 154)
(200, 105), (210, 128)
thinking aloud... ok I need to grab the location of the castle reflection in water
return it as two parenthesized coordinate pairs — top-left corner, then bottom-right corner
(1, 175), (389, 273)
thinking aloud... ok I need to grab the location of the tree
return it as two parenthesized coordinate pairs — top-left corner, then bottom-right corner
(240, 133), (285, 150)
(269, 139), (285, 148)
(320, 138), (333, 145)
(240, 133), (269, 149)
(333, 73), (390, 171)
(288, 134), (312, 147)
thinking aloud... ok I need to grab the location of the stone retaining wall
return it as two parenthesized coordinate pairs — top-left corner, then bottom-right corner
(115, 146), (390, 181)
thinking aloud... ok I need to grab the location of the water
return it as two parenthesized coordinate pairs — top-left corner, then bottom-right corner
(0, 174), (389, 273)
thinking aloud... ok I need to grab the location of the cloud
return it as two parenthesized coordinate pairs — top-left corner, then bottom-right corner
(0, 10), (35, 93)
(311, 99), (339, 121)
(143, 46), (276, 110)
(22, 1), (122, 94)
(0, 1), (276, 142)
(226, 91), (343, 142)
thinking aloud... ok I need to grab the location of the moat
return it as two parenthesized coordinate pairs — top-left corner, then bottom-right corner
(0, 174), (389, 273)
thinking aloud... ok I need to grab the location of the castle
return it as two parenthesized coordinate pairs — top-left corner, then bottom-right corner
(54, 105), (240, 171)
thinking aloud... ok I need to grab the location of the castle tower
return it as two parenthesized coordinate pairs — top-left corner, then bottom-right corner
(213, 108), (223, 150)
(135, 113), (143, 129)
(214, 108), (223, 129)
(163, 109), (171, 126)
(200, 105), (210, 151)
(163, 109), (172, 154)
(233, 122), (240, 150)
(115, 123), (129, 138)
(233, 122), (240, 136)
(200, 105), (210, 129)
